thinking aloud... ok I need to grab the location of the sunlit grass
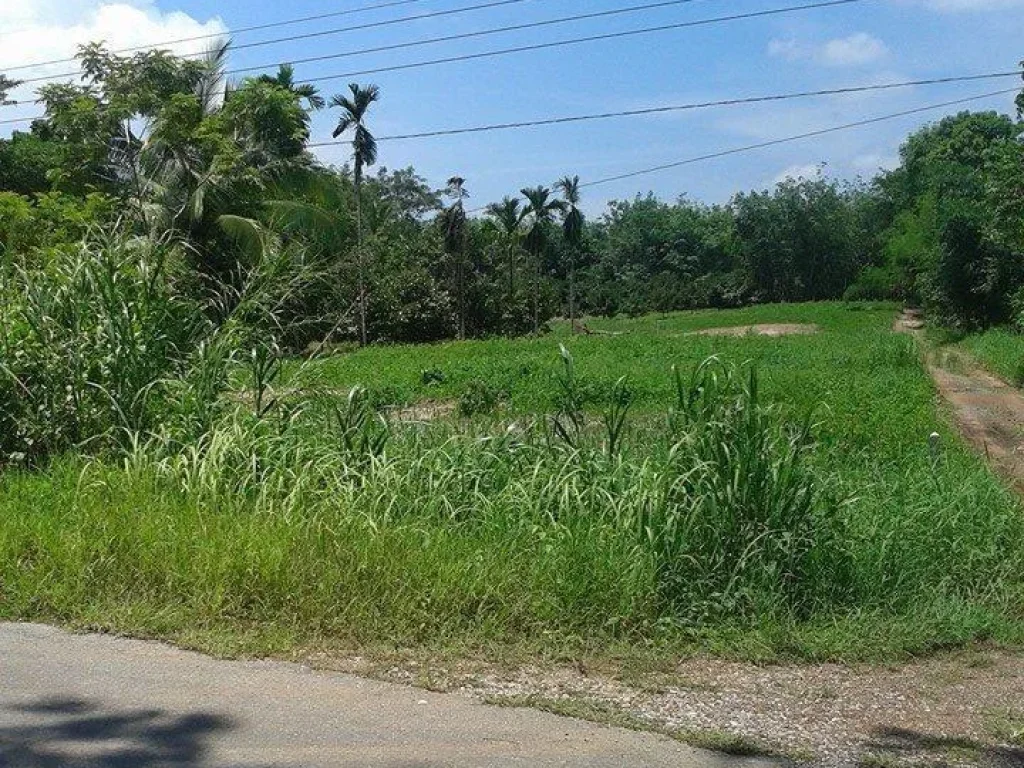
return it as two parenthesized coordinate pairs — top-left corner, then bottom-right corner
(2, 302), (1023, 662)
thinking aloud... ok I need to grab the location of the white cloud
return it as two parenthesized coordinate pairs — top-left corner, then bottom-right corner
(0, 0), (227, 110)
(851, 153), (900, 173)
(768, 33), (889, 67)
(821, 34), (890, 66)
(772, 163), (825, 185)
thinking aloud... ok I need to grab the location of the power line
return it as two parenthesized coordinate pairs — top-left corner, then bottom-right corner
(9, 0), (545, 85)
(580, 87), (1019, 188)
(325, 71), (1017, 142)
(6, 0), (862, 96)
(0, 0), (436, 72)
(234, 0), (864, 81)
(3, 68), (1019, 129)
(227, 0), (719, 76)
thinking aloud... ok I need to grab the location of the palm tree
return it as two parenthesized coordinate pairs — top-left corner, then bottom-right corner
(257, 64), (325, 110)
(520, 186), (565, 334)
(485, 196), (525, 318)
(442, 176), (470, 340)
(331, 83), (380, 346)
(141, 40), (231, 237)
(556, 175), (584, 333)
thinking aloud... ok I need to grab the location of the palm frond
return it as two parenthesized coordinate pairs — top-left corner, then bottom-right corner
(354, 125), (378, 168)
(266, 199), (346, 244)
(195, 39), (230, 115)
(217, 214), (268, 260)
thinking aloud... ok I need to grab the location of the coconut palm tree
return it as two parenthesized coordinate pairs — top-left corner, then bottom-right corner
(556, 175), (584, 333)
(520, 186), (565, 334)
(257, 64), (325, 110)
(331, 83), (380, 346)
(485, 196), (525, 318)
(442, 176), (469, 340)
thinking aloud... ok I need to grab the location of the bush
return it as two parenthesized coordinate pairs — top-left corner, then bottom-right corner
(0, 230), (207, 463)
(458, 379), (503, 417)
(843, 266), (901, 302)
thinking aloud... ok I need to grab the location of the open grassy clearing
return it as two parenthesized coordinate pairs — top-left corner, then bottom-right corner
(1, 301), (1023, 665)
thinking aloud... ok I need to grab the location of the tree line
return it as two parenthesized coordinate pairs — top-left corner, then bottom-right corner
(1, 44), (1023, 348)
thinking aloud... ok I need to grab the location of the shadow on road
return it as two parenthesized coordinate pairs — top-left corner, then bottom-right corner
(865, 726), (1024, 768)
(0, 696), (261, 767)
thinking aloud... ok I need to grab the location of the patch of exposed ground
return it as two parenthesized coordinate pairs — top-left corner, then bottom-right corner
(384, 399), (457, 423)
(307, 649), (1024, 767)
(896, 309), (1024, 493)
(688, 323), (820, 338)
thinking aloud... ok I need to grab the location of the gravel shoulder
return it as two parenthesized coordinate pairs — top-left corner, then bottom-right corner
(329, 648), (1024, 767)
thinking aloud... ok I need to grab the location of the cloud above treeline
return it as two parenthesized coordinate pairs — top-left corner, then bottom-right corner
(0, 1), (226, 102)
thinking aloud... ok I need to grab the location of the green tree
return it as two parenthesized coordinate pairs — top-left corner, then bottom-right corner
(520, 186), (565, 333)
(555, 175), (584, 332)
(732, 177), (860, 303)
(331, 83), (380, 346)
(0, 128), (65, 195)
(36, 42), (229, 203)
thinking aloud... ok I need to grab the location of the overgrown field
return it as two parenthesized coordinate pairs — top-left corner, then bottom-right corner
(2, 302), (1023, 662)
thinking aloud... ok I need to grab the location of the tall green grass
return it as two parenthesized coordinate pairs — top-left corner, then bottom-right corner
(1, 343), (1022, 659)
(1, 243), (1021, 661)
(957, 326), (1024, 385)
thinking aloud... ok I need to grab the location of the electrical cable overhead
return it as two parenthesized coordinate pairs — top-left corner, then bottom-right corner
(226, 0), (720, 75)
(232, 0), (865, 81)
(6, 0), (862, 94)
(2, 68), (1019, 129)
(459, 86), (1017, 213)
(8, 0), (545, 84)
(0, 0), (437, 72)
(311, 70), (1020, 143)
(580, 87), (1020, 189)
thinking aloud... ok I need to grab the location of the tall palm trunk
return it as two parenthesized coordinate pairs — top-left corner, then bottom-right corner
(457, 250), (465, 341)
(568, 249), (576, 333)
(355, 161), (367, 347)
(507, 243), (515, 322)
(533, 254), (540, 335)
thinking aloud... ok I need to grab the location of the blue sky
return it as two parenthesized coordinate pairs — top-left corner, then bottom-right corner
(1, 0), (1021, 215)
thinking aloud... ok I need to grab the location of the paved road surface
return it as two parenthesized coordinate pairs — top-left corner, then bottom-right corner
(0, 622), (784, 767)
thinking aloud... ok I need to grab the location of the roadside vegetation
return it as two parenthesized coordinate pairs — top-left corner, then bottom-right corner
(0, 45), (1023, 664)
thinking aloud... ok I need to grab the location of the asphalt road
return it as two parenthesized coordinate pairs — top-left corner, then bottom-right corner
(0, 622), (786, 767)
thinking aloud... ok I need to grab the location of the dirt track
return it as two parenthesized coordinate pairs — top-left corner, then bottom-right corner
(896, 309), (1024, 492)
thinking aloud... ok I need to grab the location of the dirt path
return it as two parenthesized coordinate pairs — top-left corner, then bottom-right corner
(895, 309), (1024, 491)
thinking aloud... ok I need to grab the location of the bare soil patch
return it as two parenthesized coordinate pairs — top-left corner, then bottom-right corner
(385, 399), (457, 423)
(688, 323), (820, 338)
